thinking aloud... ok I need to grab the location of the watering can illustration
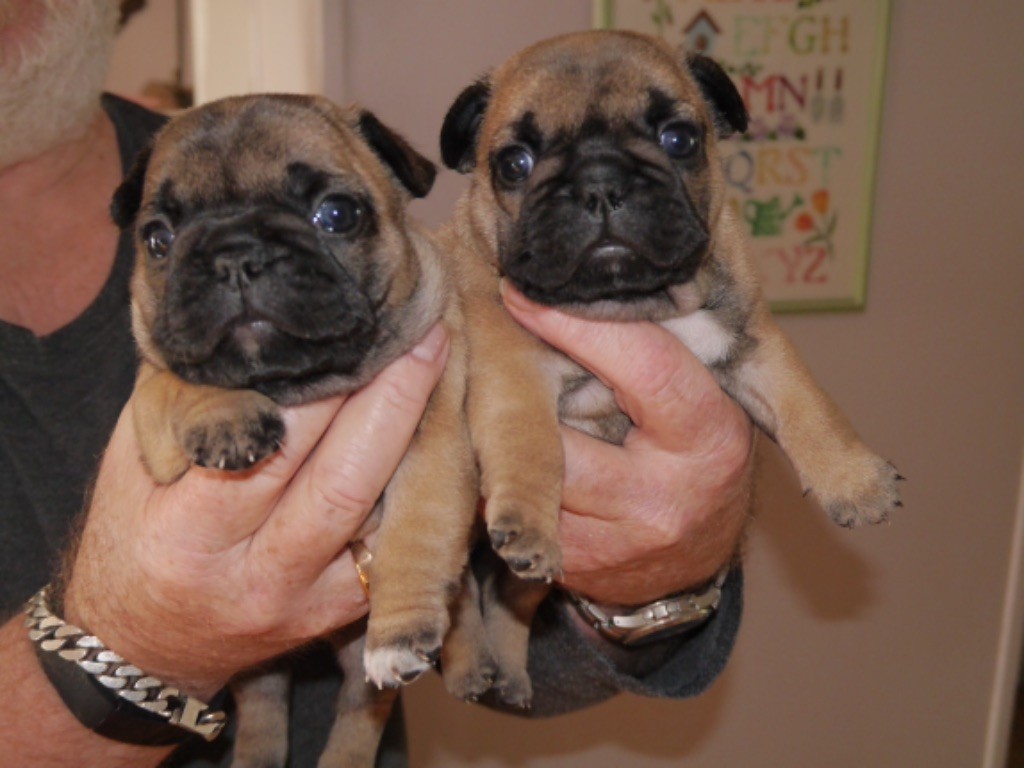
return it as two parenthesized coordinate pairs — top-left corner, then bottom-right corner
(744, 194), (804, 237)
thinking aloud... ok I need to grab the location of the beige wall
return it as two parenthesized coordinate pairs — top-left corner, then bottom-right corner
(109, 1), (1024, 766)
(107, 0), (181, 99)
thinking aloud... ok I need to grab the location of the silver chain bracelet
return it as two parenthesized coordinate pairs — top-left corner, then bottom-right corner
(25, 586), (227, 741)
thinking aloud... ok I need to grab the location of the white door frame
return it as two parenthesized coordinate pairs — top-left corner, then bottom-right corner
(189, 0), (346, 104)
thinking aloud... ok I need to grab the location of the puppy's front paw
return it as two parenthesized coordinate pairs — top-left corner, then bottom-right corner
(183, 394), (284, 472)
(488, 500), (562, 583)
(811, 451), (903, 528)
(364, 621), (445, 689)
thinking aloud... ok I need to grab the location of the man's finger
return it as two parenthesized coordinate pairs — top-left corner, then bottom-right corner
(293, 544), (372, 638)
(559, 426), (639, 522)
(252, 323), (450, 582)
(502, 284), (737, 452)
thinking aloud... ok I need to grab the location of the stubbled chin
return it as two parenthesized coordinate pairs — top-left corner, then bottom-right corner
(0, 2), (48, 53)
(0, 0), (117, 167)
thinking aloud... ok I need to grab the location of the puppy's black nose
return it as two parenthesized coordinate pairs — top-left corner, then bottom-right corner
(212, 246), (266, 284)
(200, 226), (270, 285)
(573, 161), (630, 215)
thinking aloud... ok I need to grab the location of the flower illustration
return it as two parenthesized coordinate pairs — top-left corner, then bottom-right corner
(795, 212), (815, 232)
(812, 188), (830, 215)
(796, 188), (838, 256)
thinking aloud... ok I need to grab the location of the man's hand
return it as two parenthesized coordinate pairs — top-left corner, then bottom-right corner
(63, 324), (450, 700)
(503, 288), (753, 607)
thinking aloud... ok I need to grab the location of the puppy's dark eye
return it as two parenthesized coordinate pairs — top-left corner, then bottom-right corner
(142, 222), (174, 259)
(312, 195), (363, 235)
(495, 145), (535, 185)
(659, 122), (702, 160)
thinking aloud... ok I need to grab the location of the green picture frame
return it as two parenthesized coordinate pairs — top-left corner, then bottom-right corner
(595, 0), (892, 312)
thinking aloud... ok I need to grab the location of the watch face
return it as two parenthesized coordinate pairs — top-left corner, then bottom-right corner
(569, 587), (717, 647)
(624, 618), (704, 647)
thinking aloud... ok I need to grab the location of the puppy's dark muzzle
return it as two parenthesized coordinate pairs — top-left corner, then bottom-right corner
(198, 211), (304, 287)
(166, 211), (370, 339)
(153, 209), (378, 389)
(504, 152), (709, 305)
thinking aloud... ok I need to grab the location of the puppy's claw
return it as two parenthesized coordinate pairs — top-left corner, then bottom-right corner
(442, 652), (499, 703)
(816, 453), (903, 528)
(364, 621), (446, 689)
(182, 399), (285, 474)
(487, 502), (562, 583)
(364, 648), (431, 689)
(493, 671), (533, 710)
(415, 647), (441, 664)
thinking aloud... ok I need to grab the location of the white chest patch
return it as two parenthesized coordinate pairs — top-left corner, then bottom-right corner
(561, 375), (617, 423)
(660, 310), (735, 367)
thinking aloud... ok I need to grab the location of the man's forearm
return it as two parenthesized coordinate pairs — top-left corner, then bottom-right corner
(0, 615), (174, 767)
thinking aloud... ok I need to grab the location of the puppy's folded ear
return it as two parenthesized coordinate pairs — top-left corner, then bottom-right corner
(440, 77), (491, 173)
(357, 110), (437, 198)
(110, 144), (153, 228)
(685, 53), (749, 138)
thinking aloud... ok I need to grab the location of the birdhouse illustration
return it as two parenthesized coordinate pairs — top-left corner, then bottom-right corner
(684, 11), (721, 55)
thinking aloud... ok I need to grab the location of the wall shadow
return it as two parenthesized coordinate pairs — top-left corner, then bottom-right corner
(747, 437), (878, 622)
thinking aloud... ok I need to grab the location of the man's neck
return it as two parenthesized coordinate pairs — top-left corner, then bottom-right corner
(0, 109), (111, 205)
(0, 108), (124, 336)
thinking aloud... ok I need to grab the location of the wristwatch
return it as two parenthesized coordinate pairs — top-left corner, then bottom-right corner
(24, 586), (227, 746)
(566, 568), (728, 646)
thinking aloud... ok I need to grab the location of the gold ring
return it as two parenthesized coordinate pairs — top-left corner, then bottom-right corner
(350, 540), (373, 599)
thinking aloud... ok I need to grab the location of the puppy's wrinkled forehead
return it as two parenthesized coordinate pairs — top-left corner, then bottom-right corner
(142, 96), (389, 219)
(485, 31), (704, 146)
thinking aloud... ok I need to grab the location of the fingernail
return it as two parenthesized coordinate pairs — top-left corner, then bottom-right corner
(499, 279), (536, 313)
(411, 323), (448, 362)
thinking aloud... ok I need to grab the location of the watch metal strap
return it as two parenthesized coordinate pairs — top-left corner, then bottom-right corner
(568, 568), (728, 646)
(25, 586), (226, 745)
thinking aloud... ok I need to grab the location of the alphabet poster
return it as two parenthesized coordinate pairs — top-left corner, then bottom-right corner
(598, 0), (891, 311)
